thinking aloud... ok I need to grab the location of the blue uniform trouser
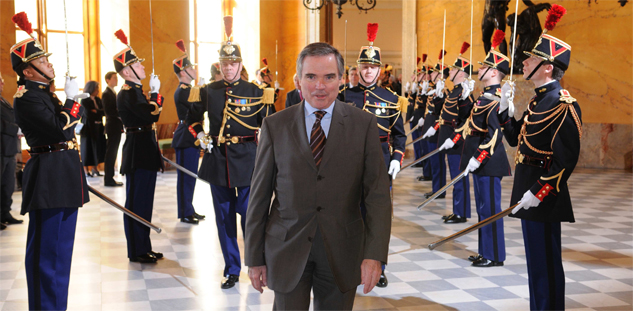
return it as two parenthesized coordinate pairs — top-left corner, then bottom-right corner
(210, 185), (250, 276)
(419, 139), (432, 178)
(522, 219), (564, 311)
(411, 129), (423, 159)
(447, 154), (470, 218)
(124, 168), (157, 258)
(175, 147), (198, 218)
(428, 141), (446, 193)
(25, 207), (78, 311)
(472, 174), (505, 262)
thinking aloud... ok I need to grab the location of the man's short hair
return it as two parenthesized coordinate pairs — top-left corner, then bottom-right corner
(546, 62), (565, 80)
(105, 71), (117, 81)
(495, 69), (506, 80)
(296, 42), (345, 79)
(349, 66), (357, 72)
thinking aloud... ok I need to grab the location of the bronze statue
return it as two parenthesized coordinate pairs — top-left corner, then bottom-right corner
(507, 1), (552, 74)
(482, 0), (510, 56)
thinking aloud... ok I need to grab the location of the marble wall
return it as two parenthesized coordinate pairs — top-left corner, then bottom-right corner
(417, 0), (632, 170)
(1, 1), (18, 101)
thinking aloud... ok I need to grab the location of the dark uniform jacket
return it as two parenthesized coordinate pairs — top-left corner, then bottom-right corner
(501, 81), (582, 223)
(421, 82), (445, 143)
(172, 82), (197, 149)
(186, 79), (276, 188)
(285, 89), (302, 109)
(339, 83), (407, 166)
(103, 86), (123, 134)
(117, 80), (164, 174)
(1, 96), (19, 156)
(438, 84), (475, 155)
(13, 81), (89, 214)
(79, 97), (105, 139)
(458, 84), (511, 177)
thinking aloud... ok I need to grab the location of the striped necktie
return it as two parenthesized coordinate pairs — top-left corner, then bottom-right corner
(310, 111), (327, 168)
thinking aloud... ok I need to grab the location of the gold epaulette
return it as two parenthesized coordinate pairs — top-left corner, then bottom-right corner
(252, 81), (267, 89)
(188, 85), (203, 102)
(559, 89), (576, 104)
(13, 86), (27, 98)
(339, 85), (347, 93)
(494, 88), (501, 97)
(121, 84), (132, 91)
(179, 84), (190, 89)
(397, 96), (408, 116)
(262, 87), (275, 104)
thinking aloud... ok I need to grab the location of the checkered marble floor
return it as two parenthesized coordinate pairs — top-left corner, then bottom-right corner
(1, 163), (632, 310)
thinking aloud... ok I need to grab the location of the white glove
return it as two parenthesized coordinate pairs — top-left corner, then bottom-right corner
(409, 116), (414, 123)
(422, 126), (436, 139)
(483, 92), (501, 102)
(512, 190), (541, 214)
(425, 88), (436, 96)
(74, 122), (84, 135)
(197, 132), (213, 152)
(64, 76), (88, 101)
(439, 138), (455, 151)
(464, 157), (481, 176)
(417, 118), (425, 129)
(460, 80), (472, 101)
(274, 81), (280, 89)
(411, 82), (418, 94)
(498, 81), (515, 117)
(149, 74), (161, 94)
(468, 78), (475, 91)
(404, 82), (411, 93)
(421, 81), (429, 94)
(435, 79), (445, 98)
(198, 78), (206, 86)
(388, 160), (401, 180)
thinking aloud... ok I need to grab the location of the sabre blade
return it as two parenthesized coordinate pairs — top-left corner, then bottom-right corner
(149, 0), (155, 74)
(417, 170), (467, 210)
(509, 0), (520, 79)
(400, 148), (440, 171)
(63, 0), (70, 76)
(161, 155), (210, 185)
(405, 133), (427, 147)
(88, 186), (162, 233)
(428, 203), (517, 250)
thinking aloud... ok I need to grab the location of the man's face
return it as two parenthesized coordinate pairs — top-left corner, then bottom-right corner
(220, 61), (242, 82)
(349, 69), (359, 86)
(129, 62), (146, 80)
(262, 72), (272, 84)
(107, 75), (118, 88)
(477, 65), (489, 82)
(430, 71), (440, 82)
(522, 55), (548, 80)
(29, 57), (55, 82)
(358, 64), (380, 85)
(298, 54), (340, 110)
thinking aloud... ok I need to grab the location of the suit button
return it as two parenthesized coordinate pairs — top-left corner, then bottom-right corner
(226, 124), (231, 129)
(317, 175), (323, 181)
(317, 206), (322, 212)
(308, 237), (312, 242)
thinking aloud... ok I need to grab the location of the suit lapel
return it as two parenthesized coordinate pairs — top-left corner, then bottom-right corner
(319, 100), (346, 171)
(290, 101), (318, 172)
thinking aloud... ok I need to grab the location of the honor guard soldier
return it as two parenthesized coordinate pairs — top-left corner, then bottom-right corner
(405, 57), (424, 166)
(338, 23), (408, 288)
(419, 50), (450, 198)
(11, 12), (89, 310)
(1, 73), (23, 227)
(436, 43), (476, 223)
(171, 39), (205, 224)
(113, 30), (164, 264)
(254, 58), (280, 101)
(499, 6), (581, 310)
(412, 55), (434, 181)
(459, 29), (511, 267)
(186, 16), (276, 289)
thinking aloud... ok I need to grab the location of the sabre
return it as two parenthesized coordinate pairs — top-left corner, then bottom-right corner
(275, 40), (278, 83)
(404, 126), (419, 137)
(405, 133), (427, 147)
(400, 148), (440, 171)
(469, 0), (474, 79)
(149, 0), (155, 74)
(161, 155), (210, 185)
(417, 170), (467, 210)
(441, 10), (446, 72)
(62, 0), (73, 78)
(509, 0), (520, 79)
(428, 203), (518, 250)
(88, 186), (162, 233)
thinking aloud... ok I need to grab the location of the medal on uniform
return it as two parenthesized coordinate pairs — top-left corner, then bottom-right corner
(242, 107), (246, 111)
(234, 107), (240, 113)
(375, 108), (381, 115)
(247, 107), (251, 111)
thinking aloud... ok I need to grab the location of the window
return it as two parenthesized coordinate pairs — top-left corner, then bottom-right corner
(14, 0), (87, 99)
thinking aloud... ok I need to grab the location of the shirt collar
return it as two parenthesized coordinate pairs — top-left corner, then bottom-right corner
(125, 80), (142, 88)
(358, 83), (377, 91)
(304, 100), (335, 118)
(534, 80), (560, 95)
(483, 84), (501, 94)
(223, 79), (241, 87)
(107, 85), (116, 93)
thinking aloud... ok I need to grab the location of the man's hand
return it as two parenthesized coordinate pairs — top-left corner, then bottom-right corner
(198, 78), (206, 86)
(149, 74), (161, 94)
(438, 138), (455, 151)
(417, 118), (425, 129)
(435, 79), (445, 98)
(460, 79), (473, 100)
(404, 81), (411, 93)
(388, 160), (401, 180)
(248, 265), (268, 293)
(464, 157), (481, 176)
(422, 126), (436, 139)
(512, 190), (541, 214)
(421, 81), (429, 94)
(64, 76), (88, 101)
(498, 81), (515, 116)
(360, 259), (381, 294)
(197, 132), (213, 152)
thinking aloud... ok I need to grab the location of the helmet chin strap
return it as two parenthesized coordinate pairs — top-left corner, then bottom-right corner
(183, 69), (194, 81)
(359, 68), (379, 87)
(129, 66), (142, 81)
(525, 60), (545, 81)
(29, 63), (53, 83)
(478, 67), (491, 82)
(450, 69), (461, 82)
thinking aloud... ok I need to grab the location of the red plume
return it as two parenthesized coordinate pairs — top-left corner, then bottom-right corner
(422, 54), (428, 63)
(262, 58), (268, 66)
(367, 23), (379, 42)
(438, 50), (446, 60)
(544, 4), (566, 32)
(491, 29), (505, 49)
(224, 16), (233, 39)
(12, 12), (33, 35)
(416, 57), (421, 65)
(115, 29), (128, 46)
(460, 42), (471, 54)
(176, 39), (186, 53)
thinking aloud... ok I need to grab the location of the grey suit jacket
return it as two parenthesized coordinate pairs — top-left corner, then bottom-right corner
(245, 99), (392, 293)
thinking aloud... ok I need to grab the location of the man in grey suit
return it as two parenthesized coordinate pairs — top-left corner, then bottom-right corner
(245, 42), (392, 310)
